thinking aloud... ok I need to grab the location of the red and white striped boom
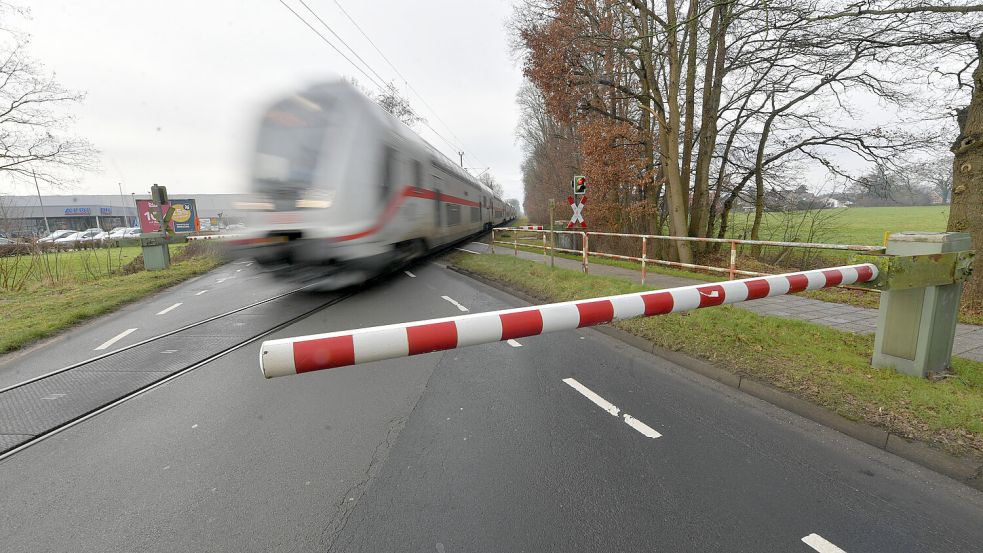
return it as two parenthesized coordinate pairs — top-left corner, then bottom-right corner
(259, 264), (877, 378)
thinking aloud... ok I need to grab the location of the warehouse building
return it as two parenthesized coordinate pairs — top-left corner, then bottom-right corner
(0, 194), (249, 238)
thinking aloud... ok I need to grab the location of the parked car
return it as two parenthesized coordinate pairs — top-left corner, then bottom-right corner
(107, 227), (130, 239)
(38, 229), (76, 243)
(53, 231), (84, 244)
(0, 237), (14, 245)
(74, 228), (105, 245)
(124, 227), (142, 238)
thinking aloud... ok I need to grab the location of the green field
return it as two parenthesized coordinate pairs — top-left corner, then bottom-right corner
(723, 206), (950, 246)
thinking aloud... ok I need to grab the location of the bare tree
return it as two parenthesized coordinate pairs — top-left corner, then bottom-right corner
(1, 4), (97, 187)
(478, 172), (505, 197)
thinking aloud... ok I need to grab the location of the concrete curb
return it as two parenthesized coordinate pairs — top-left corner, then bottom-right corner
(447, 264), (983, 492)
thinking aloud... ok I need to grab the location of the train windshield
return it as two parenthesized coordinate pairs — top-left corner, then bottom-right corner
(253, 95), (331, 191)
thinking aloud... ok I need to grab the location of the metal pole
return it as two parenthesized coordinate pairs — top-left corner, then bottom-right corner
(32, 170), (50, 235)
(490, 229), (495, 254)
(642, 237), (647, 285)
(542, 231), (548, 264)
(513, 230), (518, 256)
(548, 199), (556, 269)
(729, 241), (737, 280)
(582, 232), (589, 274)
(117, 182), (127, 229)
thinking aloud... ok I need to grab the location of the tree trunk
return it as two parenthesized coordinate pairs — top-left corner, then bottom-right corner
(662, 0), (694, 264)
(947, 36), (983, 307)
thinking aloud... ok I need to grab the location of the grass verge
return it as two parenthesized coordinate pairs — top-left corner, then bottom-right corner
(0, 246), (224, 353)
(450, 252), (983, 459)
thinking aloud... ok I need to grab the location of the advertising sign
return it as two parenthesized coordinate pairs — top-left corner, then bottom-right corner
(137, 199), (198, 234)
(64, 207), (91, 216)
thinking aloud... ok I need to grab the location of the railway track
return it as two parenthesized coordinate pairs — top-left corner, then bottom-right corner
(0, 285), (354, 461)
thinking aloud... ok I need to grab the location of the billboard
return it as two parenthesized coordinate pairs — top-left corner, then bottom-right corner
(137, 199), (198, 234)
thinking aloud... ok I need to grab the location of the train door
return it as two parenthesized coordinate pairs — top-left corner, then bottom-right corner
(434, 189), (442, 231)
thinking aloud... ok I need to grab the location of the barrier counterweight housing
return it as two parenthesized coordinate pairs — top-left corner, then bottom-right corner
(260, 264), (877, 378)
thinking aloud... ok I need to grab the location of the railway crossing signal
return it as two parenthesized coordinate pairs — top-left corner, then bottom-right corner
(567, 195), (587, 229)
(572, 175), (587, 196)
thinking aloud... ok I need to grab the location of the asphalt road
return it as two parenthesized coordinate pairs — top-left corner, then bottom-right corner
(1, 255), (982, 552)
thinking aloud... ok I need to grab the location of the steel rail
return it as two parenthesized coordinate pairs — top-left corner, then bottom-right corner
(0, 279), (323, 395)
(0, 292), (355, 462)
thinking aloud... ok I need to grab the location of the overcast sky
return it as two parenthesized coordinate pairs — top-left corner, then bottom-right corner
(14, 0), (525, 201)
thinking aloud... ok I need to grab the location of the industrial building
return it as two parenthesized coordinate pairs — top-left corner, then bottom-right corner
(0, 194), (249, 237)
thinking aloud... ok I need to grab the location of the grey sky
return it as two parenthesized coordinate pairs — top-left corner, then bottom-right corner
(15, 1), (525, 201)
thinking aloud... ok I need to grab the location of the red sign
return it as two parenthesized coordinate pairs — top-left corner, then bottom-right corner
(137, 199), (168, 233)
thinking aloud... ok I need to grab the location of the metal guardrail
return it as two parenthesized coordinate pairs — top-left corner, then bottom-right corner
(490, 226), (886, 285)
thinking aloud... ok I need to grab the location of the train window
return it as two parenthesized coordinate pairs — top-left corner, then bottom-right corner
(414, 160), (423, 189)
(380, 146), (396, 201)
(446, 203), (460, 226)
(470, 206), (480, 223)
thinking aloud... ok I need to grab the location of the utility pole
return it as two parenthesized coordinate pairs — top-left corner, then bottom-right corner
(458, 152), (464, 167)
(548, 198), (556, 268)
(117, 182), (127, 228)
(32, 169), (50, 235)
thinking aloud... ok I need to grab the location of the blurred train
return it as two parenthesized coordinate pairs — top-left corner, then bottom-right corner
(231, 80), (515, 287)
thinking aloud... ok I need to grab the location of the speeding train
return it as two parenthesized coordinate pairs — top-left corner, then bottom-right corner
(231, 80), (515, 287)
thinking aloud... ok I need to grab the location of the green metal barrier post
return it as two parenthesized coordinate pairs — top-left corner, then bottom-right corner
(855, 232), (974, 378)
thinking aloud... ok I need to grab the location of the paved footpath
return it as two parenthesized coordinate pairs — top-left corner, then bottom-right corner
(465, 241), (983, 362)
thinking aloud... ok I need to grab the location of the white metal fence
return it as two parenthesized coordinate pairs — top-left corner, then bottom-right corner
(490, 226), (885, 286)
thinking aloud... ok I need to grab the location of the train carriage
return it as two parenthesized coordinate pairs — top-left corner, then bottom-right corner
(231, 80), (512, 287)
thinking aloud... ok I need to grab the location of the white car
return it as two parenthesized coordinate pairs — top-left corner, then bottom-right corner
(124, 228), (142, 238)
(75, 228), (105, 243)
(107, 227), (130, 239)
(53, 231), (84, 244)
(38, 229), (76, 243)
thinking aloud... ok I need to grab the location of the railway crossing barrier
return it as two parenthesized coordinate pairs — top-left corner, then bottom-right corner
(261, 230), (973, 380)
(260, 263), (878, 378)
(186, 234), (242, 241)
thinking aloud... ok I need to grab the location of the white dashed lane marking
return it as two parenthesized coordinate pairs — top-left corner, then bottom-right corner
(507, 339), (522, 347)
(441, 296), (469, 312)
(156, 303), (183, 315)
(562, 378), (662, 439)
(195, 290), (208, 296)
(454, 248), (480, 254)
(94, 328), (138, 351)
(802, 534), (847, 553)
(405, 270), (416, 278)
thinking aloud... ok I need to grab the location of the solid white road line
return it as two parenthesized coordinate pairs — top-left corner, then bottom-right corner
(802, 534), (847, 553)
(404, 270), (416, 278)
(455, 248), (480, 254)
(441, 296), (469, 312)
(562, 378), (662, 438)
(195, 290), (208, 296)
(507, 339), (522, 347)
(157, 303), (183, 315)
(94, 328), (138, 351)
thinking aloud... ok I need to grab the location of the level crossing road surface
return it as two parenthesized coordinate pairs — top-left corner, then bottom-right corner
(1, 256), (982, 552)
